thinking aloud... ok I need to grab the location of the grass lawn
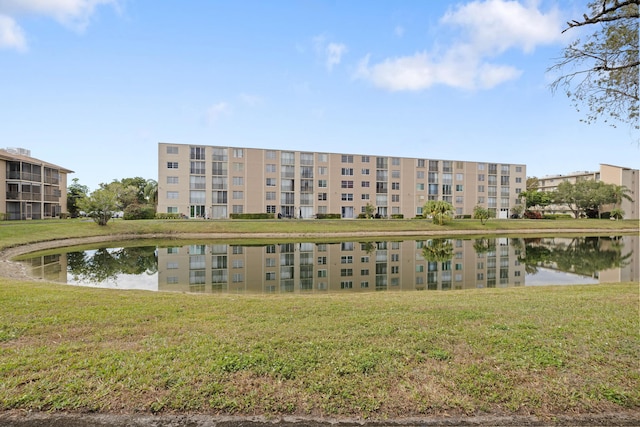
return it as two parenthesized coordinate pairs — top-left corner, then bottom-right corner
(0, 281), (637, 418)
(0, 218), (638, 419)
(0, 217), (638, 250)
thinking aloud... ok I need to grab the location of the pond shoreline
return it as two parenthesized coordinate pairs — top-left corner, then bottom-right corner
(0, 228), (637, 281)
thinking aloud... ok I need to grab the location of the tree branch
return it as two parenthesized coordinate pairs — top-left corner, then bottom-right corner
(563, 0), (639, 33)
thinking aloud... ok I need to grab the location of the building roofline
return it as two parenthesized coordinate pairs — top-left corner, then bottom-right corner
(0, 149), (74, 174)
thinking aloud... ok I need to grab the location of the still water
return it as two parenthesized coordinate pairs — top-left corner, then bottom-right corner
(18, 235), (637, 294)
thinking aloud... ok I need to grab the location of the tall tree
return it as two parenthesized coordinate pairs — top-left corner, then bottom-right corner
(549, 0), (639, 131)
(143, 179), (158, 206)
(66, 178), (89, 218)
(77, 187), (118, 226)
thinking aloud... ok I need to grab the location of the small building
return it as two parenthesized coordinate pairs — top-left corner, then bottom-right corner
(0, 148), (74, 220)
(537, 164), (639, 219)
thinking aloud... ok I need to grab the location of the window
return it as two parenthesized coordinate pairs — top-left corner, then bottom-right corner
(266, 178), (276, 187)
(341, 180), (354, 188)
(361, 181), (370, 188)
(300, 153), (313, 165)
(341, 193), (353, 201)
(340, 269), (353, 277)
(190, 176), (206, 190)
(341, 256), (353, 264)
(362, 168), (370, 175)
(478, 174), (485, 181)
(318, 179), (327, 188)
(212, 148), (228, 161)
(341, 155), (354, 163)
(266, 191), (276, 200)
(266, 205), (276, 213)
(232, 177), (244, 186)
(232, 205), (243, 214)
(318, 153), (328, 162)
(167, 191), (179, 199)
(166, 146), (179, 154)
(392, 170), (400, 178)
(317, 269), (327, 278)
(232, 162), (244, 172)
(281, 151), (295, 165)
(167, 162), (178, 169)
(361, 194), (370, 200)
(167, 176), (179, 184)
(515, 177), (522, 183)
(516, 166), (522, 173)
(362, 155), (370, 163)
(318, 166), (327, 175)
(417, 159), (425, 168)
(212, 161), (227, 176)
(266, 272), (276, 281)
(266, 150), (276, 159)
(190, 146), (206, 160)
(456, 184), (463, 191)
(391, 182), (400, 190)
(266, 164), (276, 173)
(317, 256), (327, 265)
(417, 183), (425, 191)
(318, 193), (327, 201)
(392, 194), (400, 202)
(456, 173), (463, 181)
(417, 171), (425, 179)
(456, 196), (463, 204)
(392, 157), (400, 166)
(340, 281), (353, 289)
(478, 185), (485, 192)
(341, 168), (354, 176)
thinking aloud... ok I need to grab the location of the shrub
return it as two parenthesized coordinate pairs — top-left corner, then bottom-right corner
(524, 210), (543, 219)
(155, 213), (183, 220)
(124, 204), (156, 220)
(316, 213), (341, 219)
(542, 213), (573, 220)
(390, 214), (404, 219)
(59, 213), (69, 219)
(230, 213), (274, 219)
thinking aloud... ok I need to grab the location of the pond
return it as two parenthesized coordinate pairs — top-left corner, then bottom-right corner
(17, 235), (637, 294)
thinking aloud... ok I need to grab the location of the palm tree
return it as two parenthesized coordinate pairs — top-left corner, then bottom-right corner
(144, 179), (158, 206)
(423, 201), (455, 225)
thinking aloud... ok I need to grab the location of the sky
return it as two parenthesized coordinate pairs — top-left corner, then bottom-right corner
(0, 0), (637, 192)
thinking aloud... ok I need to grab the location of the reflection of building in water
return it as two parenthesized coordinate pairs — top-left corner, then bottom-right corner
(157, 238), (527, 293)
(522, 235), (638, 284)
(21, 254), (68, 283)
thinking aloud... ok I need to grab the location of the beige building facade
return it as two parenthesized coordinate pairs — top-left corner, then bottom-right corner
(0, 148), (72, 220)
(537, 164), (639, 219)
(157, 143), (527, 220)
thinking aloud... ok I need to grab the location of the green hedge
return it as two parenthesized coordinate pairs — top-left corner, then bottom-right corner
(390, 214), (404, 219)
(316, 213), (341, 219)
(155, 213), (183, 220)
(124, 204), (156, 220)
(542, 214), (573, 220)
(230, 213), (275, 219)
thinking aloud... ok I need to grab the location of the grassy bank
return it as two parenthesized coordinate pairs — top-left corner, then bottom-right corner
(0, 281), (637, 418)
(0, 217), (638, 250)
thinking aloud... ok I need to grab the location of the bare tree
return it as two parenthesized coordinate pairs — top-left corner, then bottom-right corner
(549, 0), (639, 131)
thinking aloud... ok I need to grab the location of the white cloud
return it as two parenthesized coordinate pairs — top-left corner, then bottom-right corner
(0, 14), (26, 51)
(205, 102), (230, 124)
(313, 35), (348, 71)
(0, 0), (118, 51)
(356, 0), (564, 91)
(239, 93), (263, 107)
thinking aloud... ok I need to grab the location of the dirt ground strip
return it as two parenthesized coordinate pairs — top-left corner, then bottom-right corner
(1, 411), (640, 427)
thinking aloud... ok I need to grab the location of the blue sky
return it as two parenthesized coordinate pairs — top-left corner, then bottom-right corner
(0, 0), (637, 191)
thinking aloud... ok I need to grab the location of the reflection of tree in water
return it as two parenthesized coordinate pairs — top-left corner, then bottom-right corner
(421, 239), (454, 263)
(473, 238), (496, 255)
(518, 236), (631, 276)
(67, 246), (158, 284)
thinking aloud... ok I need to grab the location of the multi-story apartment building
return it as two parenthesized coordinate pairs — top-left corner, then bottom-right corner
(537, 164), (639, 219)
(158, 143), (527, 220)
(0, 148), (73, 220)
